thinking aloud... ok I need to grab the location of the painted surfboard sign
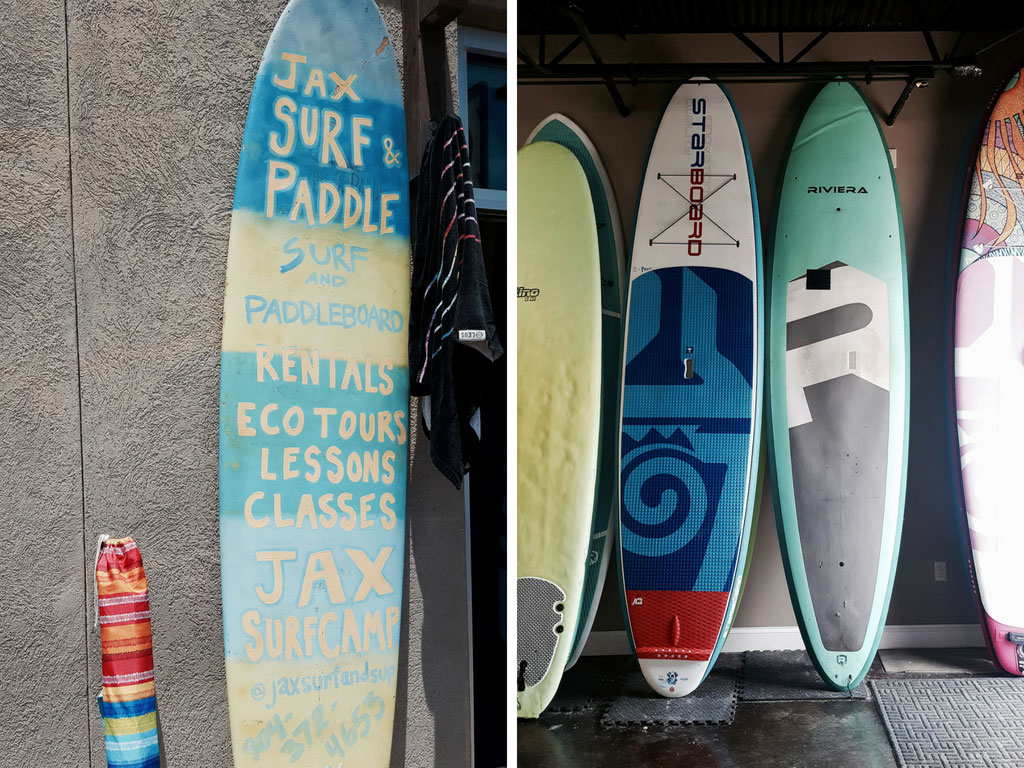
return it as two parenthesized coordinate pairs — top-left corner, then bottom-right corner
(953, 66), (1024, 677)
(769, 80), (908, 691)
(619, 80), (763, 698)
(219, 1), (409, 765)
(525, 114), (626, 670)
(517, 141), (601, 717)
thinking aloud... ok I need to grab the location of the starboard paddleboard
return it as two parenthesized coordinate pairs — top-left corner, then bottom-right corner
(525, 114), (626, 670)
(619, 80), (763, 698)
(219, 0), (409, 763)
(517, 141), (601, 717)
(953, 65), (1024, 677)
(769, 79), (908, 691)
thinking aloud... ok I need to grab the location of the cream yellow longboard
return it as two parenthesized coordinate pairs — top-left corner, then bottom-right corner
(516, 142), (601, 718)
(219, 1), (410, 764)
(525, 115), (626, 671)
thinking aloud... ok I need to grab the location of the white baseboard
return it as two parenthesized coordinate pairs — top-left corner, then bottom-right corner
(722, 626), (804, 652)
(582, 623), (985, 657)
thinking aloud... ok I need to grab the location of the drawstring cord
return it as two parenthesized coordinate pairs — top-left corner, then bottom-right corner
(94, 534), (110, 628)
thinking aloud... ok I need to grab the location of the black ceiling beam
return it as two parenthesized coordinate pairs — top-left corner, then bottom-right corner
(518, 60), (958, 123)
(524, 25), (1022, 34)
(908, 0), (940, 62)
(518, 8), (1024, 37)
(789, 31), (829, 63)
(519, 60), (945, 80)
(789, 2), (853, 64)
(565, 6), (630, 117)
(547, 35), (583, 66)
(517, 47), (537, 67)
(922, 30), (941, 62)
(519, 76), (921, 86)
(944, 30), (965, 60)
(971, 25), (1024, 55)
(734, 31), (776, 64)
(518, 19), (1023, 35)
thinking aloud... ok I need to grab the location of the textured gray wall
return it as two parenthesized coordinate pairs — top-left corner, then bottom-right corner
(0, 0), (90, 764)
(518, 31), (1021, 634)
(0, 1), (471, 766)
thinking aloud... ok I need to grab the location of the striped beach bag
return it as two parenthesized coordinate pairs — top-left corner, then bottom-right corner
(95, 536), (162, 768)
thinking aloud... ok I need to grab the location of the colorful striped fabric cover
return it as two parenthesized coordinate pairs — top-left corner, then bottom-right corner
(96, 538), (161, 768)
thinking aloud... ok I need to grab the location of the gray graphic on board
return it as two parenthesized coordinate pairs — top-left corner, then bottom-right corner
(517, 577), (566, 690)
(786, 303), (873, 351)
(786, 262), (890, 653)
(790, 374), (888, 651)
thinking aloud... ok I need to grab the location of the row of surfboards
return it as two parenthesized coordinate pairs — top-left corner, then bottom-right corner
(517, 70), (1024, 717)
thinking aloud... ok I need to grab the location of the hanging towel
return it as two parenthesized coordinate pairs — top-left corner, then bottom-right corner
(409, 114), (503, 488)
(96, 537), (161, 768)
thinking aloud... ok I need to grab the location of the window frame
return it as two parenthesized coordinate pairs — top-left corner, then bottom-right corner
(457, 26), (507, 212)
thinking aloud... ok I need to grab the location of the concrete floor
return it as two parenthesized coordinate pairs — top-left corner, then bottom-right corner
(517, 650), (996, 767)
(518, 699), (895, 767)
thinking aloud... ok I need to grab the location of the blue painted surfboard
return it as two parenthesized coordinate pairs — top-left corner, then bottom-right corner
(219, 1), (409, 764)
(618, 80), (763, 697)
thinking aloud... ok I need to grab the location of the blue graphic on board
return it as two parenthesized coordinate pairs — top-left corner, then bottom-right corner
(621, 266), (752, 592)
(232, 0), (410, 240)
(219, 352), (408, 663)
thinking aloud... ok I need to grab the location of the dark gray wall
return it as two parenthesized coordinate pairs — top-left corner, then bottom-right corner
(0, 2), (472, 766)
(517, 31), (1018, 632)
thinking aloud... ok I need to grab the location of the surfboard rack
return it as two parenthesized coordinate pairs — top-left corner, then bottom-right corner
(521, 57), (987, 125)
(517, 6), (1019, 124)
(885, 69), (932, 126)
(514, 3), (632, 116)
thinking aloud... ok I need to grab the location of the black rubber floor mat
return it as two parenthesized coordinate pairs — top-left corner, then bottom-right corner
(547, 656), (618, 712)
(600, 662), (740, 726)
(741, 650), (869, 701)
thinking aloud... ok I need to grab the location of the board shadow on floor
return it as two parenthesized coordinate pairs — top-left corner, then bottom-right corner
(877, 647), (997, 677)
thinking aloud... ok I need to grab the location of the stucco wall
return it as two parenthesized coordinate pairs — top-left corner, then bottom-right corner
(517, 31), (1021, 636)
(0, 2), (471, 766)
(0, 0), (90, 764)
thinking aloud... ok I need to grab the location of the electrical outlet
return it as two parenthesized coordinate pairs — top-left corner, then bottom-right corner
(934, 561), (947, 582)
(889, 148), (898, 168)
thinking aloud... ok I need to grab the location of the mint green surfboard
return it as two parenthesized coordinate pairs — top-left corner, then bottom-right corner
(768, 80), (909, 691)
(516, 141), (601, 717)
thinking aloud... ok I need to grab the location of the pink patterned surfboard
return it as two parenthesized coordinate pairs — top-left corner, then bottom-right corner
(954, 66), (1024, 676)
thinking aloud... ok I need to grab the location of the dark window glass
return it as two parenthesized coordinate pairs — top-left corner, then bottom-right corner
(466, 53), (506, 191)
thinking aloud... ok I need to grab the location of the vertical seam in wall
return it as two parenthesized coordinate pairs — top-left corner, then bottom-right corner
(62, 0), (93, 765)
